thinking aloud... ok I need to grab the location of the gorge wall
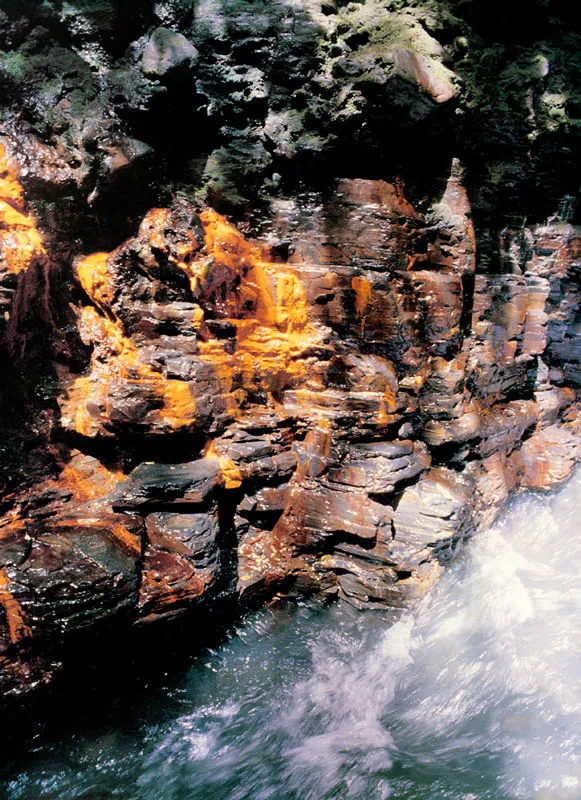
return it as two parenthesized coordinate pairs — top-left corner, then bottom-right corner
(2, 0), (581, 712)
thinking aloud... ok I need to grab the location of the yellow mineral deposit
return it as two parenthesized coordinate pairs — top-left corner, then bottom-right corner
(0, 144), (24, 206)
(0, 141), (46, 279)
(75, 252), (113, 311)
(351, 275), (372, 334)
(68, 300), (202, 435)
(59, 456), (122, 503)
(161, 380), (198, 427)
(376, 395), (398, 427)
(196, 211), (315, 381)
(0, 568), (31, 644)
(67, 207), (324, 436)
(205, 441), (243, 490)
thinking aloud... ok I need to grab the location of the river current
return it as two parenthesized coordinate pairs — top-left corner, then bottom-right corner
(2, 472), (581, 800)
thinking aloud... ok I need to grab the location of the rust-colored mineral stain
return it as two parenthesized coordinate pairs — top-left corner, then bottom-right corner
(0, 568), (32, 643)
(76, 252), (112, 310)
(377, 392), (399, 426)
(109, 521), (142, 557)
(161, 381), (197, 425)
(198, 209), (310, 334)
(0, 143), (24, 208)
(69, 303), (204, 435)
(200, 209), (261, 269)
(138, 549), (210, 619)
(0, 515), (25, 535)
(206, 441), (243, 489)
(0, 142), (46, 277)
(65, 206), (324, 436)
(59, 456), (123, 503)
(351, 275), (372, 334)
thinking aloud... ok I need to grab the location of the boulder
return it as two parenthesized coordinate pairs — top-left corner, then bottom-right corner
(141, 27), (199, 78)
(1, 513), (143, 641)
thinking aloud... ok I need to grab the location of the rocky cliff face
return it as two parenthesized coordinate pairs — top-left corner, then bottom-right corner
(2, 0), (581, 710)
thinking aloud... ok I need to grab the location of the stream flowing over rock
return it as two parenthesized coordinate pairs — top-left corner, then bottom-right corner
(2, 469), (581, 799)
(2, 0), (581, 712)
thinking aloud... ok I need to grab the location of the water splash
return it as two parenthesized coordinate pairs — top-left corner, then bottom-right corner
(3, 473), (581, 800)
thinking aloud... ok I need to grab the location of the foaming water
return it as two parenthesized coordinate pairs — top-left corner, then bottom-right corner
(3, 473), (581, 800)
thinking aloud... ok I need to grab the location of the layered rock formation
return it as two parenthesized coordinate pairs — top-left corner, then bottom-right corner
(2, 0), (581, 710)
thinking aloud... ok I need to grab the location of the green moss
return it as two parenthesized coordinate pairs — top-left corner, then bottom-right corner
(0, 50), (27, 81)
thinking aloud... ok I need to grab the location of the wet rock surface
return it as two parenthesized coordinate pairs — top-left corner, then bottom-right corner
(2, 157), (581, 710)
(1, 0), (581, 713)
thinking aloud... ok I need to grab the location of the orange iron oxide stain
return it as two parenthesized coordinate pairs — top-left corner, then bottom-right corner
(65, 208), (324, 436)
(59, 457), (123, 503)
(0, 142), (46, 278)
(206, 441), (243, 489)
(0, 568), (32, 643)
(76, 252), (112, 310)
(351, 275), (371, 334)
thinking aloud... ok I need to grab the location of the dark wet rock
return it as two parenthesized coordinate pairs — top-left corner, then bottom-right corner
(111, 459), (223, 510)
(145, 511), (220, 568)
(236, 527), (291, 605)
(2, 0), (581, 712)
(1, 512), (143, 644)
(138, 507), (227, 623)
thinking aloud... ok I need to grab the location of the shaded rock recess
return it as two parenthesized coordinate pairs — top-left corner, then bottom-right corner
(2, 0), (581, 711)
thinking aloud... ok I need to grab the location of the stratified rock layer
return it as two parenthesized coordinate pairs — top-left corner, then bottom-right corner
(2, 141), (581, 706)
(2, 0), (581, 712)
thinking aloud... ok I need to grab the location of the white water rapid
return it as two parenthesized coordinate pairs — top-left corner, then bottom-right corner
(3, 472), (581, 800)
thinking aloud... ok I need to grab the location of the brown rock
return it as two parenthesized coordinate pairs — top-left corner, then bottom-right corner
(468, 451), (525, 531)
(238, 484), (292, 515)
(423, 406), (481, 446)
(329, 440), (430, 494)
(138, 549), (211, 624)
(237, 528), (291, 605)
(475, 400), (538, 457)
(520, 424), (581, 490)
(274, 480), (392, 548)
(3, 162), (581, 706)
(392, 468), (473, 562)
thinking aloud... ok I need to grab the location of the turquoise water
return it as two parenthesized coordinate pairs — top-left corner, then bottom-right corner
(2, 473), (581, 800)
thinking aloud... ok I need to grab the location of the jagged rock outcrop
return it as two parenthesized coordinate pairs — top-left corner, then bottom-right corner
(2, 0), (581, 713)
(2, 152), (581, 705)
